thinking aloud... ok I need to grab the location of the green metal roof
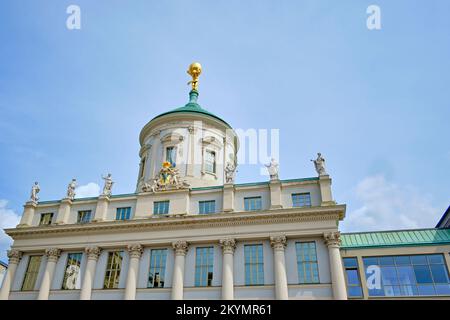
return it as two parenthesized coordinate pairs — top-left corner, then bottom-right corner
(150, 90), (231, 128)
(341, 228), (450, 249)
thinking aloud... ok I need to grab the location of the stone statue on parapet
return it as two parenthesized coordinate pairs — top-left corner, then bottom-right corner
(66, 178), (77, 200)
(265, 158), (279, 180)
(30, 181), (40, 203)
(101, 173), (114, 196)
(311, 153), (327, 176)
(225, 162), (236, 183)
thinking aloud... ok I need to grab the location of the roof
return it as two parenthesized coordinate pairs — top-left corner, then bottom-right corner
(150, 90), (231, 128)
(0, 260), (7, 268)
(436, 205), (450, 228)
(341, 228), (450, 249)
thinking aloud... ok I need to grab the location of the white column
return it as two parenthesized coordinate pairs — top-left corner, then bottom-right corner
(38, 248), (61, 300)
(171, 240), (188, 300)
(219, 238), (236, 300)
(324, 232), (347, 300)
(80, 246), (102, 300)
(270, 235), (289, 300)
(124, 244), (143, 300)
(0, 250), (22, 300)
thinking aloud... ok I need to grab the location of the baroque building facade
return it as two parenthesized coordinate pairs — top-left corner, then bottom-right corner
(1, 64), (449, 300)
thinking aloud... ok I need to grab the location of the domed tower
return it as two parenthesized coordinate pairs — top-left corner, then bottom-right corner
(136, 63), (239, 192)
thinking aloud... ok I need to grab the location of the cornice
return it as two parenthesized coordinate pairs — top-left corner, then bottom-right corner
(5, 205), (346, 239)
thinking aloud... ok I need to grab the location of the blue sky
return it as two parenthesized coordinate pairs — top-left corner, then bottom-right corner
(0, 1), (449, 262)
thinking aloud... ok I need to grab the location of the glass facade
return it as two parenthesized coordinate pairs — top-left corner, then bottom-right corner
(292, 193), (312, 208)
(244, 244), (264, 285)
(21, 255), (42, 291)
(77, 210), (92, 224)
(199, 200), (216, 214)
(295, 242), (319, 284)
(195, 247), (214, 287)
(39, 213), (53, 225)
(153, 201), (170, 215)
(166, 146), (177, 167)
(244, 197), (262, 211)
(103, 251), (123, 289)
(62, 253), (83, 290)
(343, 257), (363, 298)
(205, 150), (216, 173)
(363, 254), (450, 297)
(148, 249), (167, 288)
(116, 207), (131, 220)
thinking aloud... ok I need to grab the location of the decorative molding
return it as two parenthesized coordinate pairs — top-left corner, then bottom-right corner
(172, 240), (188, 256)
(45, 248), (61, 262)
(127, 244), (143, 259)
(85, 246), (102, 261)
(270, 235), (287, 251)
(324, 231), (341, 248)
(7, 249), (23, 264)
(219, 238), (236, 254)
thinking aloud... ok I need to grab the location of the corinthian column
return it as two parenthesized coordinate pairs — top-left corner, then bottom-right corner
(124, 244), (143, 300)
(38, 248), (61, 300)
(219, 238), (236, 300)
(324, 232), (347, 300)
(0, 250), (23, 300)
(270, 235), (289, 300)
(171, 241), (188, 300)
(80, 246), (102, 300)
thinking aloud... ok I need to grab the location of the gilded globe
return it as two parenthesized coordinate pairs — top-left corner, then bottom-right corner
(187, 62), (202, 77)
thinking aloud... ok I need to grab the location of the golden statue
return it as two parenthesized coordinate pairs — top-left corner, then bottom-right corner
(187, 62), (202, 91)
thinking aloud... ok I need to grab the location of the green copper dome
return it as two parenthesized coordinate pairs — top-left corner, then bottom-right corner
(150, 90), (232, 128)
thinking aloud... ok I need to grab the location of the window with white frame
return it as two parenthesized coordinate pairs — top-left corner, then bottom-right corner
(295, 242), (320, 284)
(62, 253), (83, 290)
(148, 249), (167, 288)
(154, 201), (169, 215)
(77, 210), (92, 223)
(103, 251), (123, 289)
(244, 197), (262, 211)
(292, 193), (312, 208)
(199, 200), (216, 214)
(166, 146), (177, 167)
(244, 244), (264, 285)
(204, 150), (216, 173)
(21, 255), (42, 291)
(39, 212), (53, 225)
(116, 207), (131, 220)
(195, 247), (214, 287)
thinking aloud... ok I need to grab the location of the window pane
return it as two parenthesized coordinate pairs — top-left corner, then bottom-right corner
(104, 251), (123, 289)
(244, 197), (262, 211)
(154, 201), (170, 215)
(292, 193), (312, 207)
(62, 253), (82, 290)
(348, 286), (363, 297)
(148, 249), (167, 288)
(244, 244), (264, 285)
(116, 207), (131, 220)
(343, 257), (358, 268)
(427, 254), (444, 264)
(430, 264), (450, 283)
(414, 265), (433, 284)
(166, 147), (176, 167)
(199, 200), (216, 214)
(296, 242), (319, 284)
(435, 284), (450, 295)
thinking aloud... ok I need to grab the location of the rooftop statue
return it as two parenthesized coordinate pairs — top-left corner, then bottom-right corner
(66, 178), (77, 200)
(311, 152), (327, 176)
(225, 162), (236, 183)
(265, 158), (279, 180)
(101, 173), (114, 196)
(30, 181), (40, 203)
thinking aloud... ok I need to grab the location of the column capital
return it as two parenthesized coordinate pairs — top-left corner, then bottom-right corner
(219, 238), (236, 254)
(324, 232), (341, 248)
(270, 235), (287, 251)
(45, 248), (61, 262)
(172, 240), (189, 256)
(85, 246), (102, 261)
(127, 244), (143, 259)
(7, 249), (23, 264)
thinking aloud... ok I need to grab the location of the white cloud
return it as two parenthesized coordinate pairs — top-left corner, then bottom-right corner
(341, 175), (441, 232)
(75, 182), (100, 198)
(0, 200), (21, 261)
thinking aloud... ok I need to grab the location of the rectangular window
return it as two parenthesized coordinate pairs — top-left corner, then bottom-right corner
(166, 146), (177, 167)
(153, 201), (170, 215)
(292, 193), (312, 208)
(62, 253), (83, 290)
(103, 251), (123, 289)
(148, 249), (167, 288)
(205, 150), (216, 173)
(195, 247), (214, 287)
(139, 157), (146, 178)
(295, 242), (320, 284)
(343, 257), (363, 298)
(363, 254), (450, 297)
(21, 255), (42, 291)
(77, 210), (92, 224)
(39, 213), (53, 225)
(199, 200), (216, 214)
(116, 207), (131, 220)
(244, 244), (264, 285)
(244, 197), (262, 211)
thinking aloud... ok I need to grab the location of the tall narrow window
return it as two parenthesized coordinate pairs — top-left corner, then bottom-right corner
(199, 200), (216, 214)
(39, 213), (53, 225)
(103, 251), (123, 289)
(139, 157), (146, 178)
(148, 249), (167, 288)
(343, 257), (363, 298)
(116, 207), (131, 220)
(62, 253), (83, 290)
(153, 201), (170, 215)
(292, 193), (312, 208)
(244, 197), (262, 211)
(21, 255), (42, 291)
(166, 146), (177, 167)
(205, 150), (216, 173)
(195, 247), (214, 287)
(77, 210), (92, 224)
(244, 244), (264, 285)
(295, 242), (319, 284)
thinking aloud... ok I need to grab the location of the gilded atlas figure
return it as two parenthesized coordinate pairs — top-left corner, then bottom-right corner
(187, 62), (202, 91)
